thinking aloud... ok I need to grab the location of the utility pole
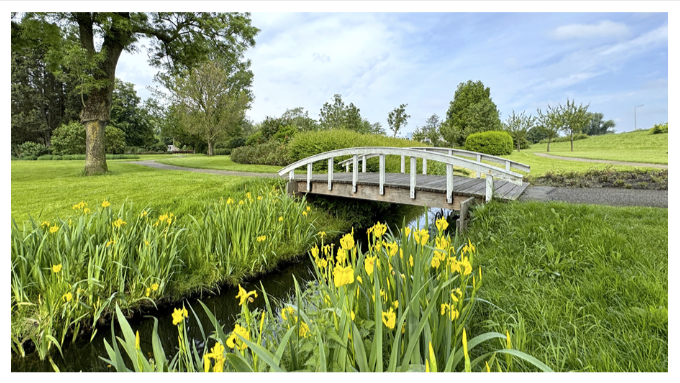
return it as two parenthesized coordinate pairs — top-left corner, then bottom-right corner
(634, 104), (644, 130)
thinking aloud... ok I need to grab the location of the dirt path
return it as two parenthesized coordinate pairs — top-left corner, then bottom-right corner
(533, 152), (668, 169)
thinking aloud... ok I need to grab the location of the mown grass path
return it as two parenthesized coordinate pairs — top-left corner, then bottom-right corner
(533, 153), (668, 169)
(129, 159), (280, 178)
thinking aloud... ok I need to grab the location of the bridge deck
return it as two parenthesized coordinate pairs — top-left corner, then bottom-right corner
(292, 172), (529, 201)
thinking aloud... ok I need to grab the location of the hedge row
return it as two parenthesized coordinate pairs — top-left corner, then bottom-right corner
(15, 154), (140, 161)
(230, 140), (292, 166)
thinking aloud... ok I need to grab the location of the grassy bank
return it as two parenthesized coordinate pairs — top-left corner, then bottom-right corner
(466, 201), (668, 371)
(523, 130), (668, 164)
(155, 154), (284, 173)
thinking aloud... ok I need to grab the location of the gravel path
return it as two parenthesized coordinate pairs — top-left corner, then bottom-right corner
(520, 186), (668, 208)
(127, 160), (668, 208)
(532, 152), (668, 169)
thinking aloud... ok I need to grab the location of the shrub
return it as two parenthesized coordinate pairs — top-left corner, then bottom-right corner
(147, 142), (168, 153)
(19, 155), (37, 161)
(245, 131), (264, 146)
(272, 125), (297, 143)
(288, 129), (427, 172)
(105, 125), (127, 154)
(37, 155), (53, 161)
(227, 136), (246, 149)
(231, 140), (291, 166)
(650, 123), (668, 134)
(19, 141), (49, 158)
(465, 131), (513, 155)
(214, 148), (231, 155)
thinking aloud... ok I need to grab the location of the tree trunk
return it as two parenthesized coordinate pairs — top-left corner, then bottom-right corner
(84, 120), (108, 174)
(207, 140), (214, 156)
(517, 141), (520, 152)
(547, 137), (551, 152)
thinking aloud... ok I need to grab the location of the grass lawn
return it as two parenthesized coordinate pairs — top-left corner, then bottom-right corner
(523, 130), (668, 164)
(466, 201), (668, 372)
(155, 154), (284, 173)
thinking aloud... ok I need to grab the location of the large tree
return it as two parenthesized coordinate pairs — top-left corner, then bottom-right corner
(387, 103), (410, 138)
(583, 112), (616, 136)
(318, 94), (367, 132)
(168, 60), (250, 156)
(441, 80), (502, 146)
(560, 99), (590, 151)
(536, 104), (563, 152)
(15, 12), (258, 174)
(412, 113), (443, 146)
(503, 110), (535, 152)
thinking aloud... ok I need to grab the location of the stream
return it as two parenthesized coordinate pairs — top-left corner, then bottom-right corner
(11, 207), (455, 372)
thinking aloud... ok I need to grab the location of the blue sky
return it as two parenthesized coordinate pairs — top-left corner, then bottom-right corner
(116, 11), (668, 135)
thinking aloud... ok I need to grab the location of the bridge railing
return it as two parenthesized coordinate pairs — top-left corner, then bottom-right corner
(337, 147), (530, 177)
(278, 147), (524, 203)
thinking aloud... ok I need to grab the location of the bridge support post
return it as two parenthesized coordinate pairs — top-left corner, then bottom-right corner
(379, 154), (385, 195)
(422, 158), (427, 174)
(485, 173), (494, 202)
(362, 156), (366, 173)
(401, 155), (405, 174)
(446, 164), (453, 204)
(286, 181), (297, 196)
(328, 157), (334, 191)
(353, 155), (358, 193)
(456, 197), (476, 232)
(476, 154), (482, 179)
(410, 156), (417, 199)
(307, 163), (312, 191)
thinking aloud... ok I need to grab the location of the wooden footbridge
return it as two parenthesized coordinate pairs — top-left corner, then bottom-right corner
(278, 147), (530, 210)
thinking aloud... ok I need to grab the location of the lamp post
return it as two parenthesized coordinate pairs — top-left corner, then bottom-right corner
(634, 104), (644, 130)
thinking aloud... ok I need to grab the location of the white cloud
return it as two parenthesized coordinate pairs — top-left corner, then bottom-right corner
(600, 25), (668, 56)
(551, 20), (630, 40)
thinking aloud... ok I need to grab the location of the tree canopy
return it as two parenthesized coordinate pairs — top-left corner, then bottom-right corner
(583, 112), (616, 136)
(387, 104), (410, 138)
(14, 12), (259, 174)
(503, 110), (535, 152)
(441, 80), (501, 146)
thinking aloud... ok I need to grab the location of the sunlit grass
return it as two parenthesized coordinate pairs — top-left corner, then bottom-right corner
(466, 201), (668, 372)
(155, 154), (284, 173)
(522, 130), (668, 164)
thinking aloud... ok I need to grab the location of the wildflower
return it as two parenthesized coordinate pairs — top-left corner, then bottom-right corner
(144, 240), (150, 246)
(402, 323), (406, 334)
(337, 248), (348, 265)
(364, 255), (377, 276)
(306, 206), (311, 212)
(106, 239), (115, 247)
(145, 288), (151, 297)
(431, 255), (441, 269)
(239, 200), (244, 205)
(83, 208), (91, 214)
(351, 311), (355, 321)
(440, 303), (459, 321)
(381, 308), (396, 329)
(392, 300), (399, 309)
(246, 192), (252, 200)
(235, 284), (258, 306)
(486, 361), (491, 372)
(409, 255), (414, 267)
(159, 214), (168, 222)
(333, 264), (355, 288)
(151, 283), (159, 291)
(52, 264), (62, 273)
(135, 331), (140, 350)
(298, 321), (310, 338)
(371, 222), (387, 238)
(102, 200), (111, 208)
(226, 198), (234, 205)
(374, 240), (383, 252)
(404, 227), (411, 237)
(204, 342), (226, 372)
(140, 210), (148, 217)
(460, 257), (472, 276)
(356, 275), (363, 284)
(62, 292), (72, 302)
(316, 258), (328, 269)
(171, 307), (188, 326)
(318, 231), (326, 238)
(281, 306), (295, 321)
(166, 218), (172, 225)
(256, 235), (267, 242)
(506, 331), (512, 349)
(257, 196), (262, 201)
(41, 221), (50, 228)
(399, 249), (403, 259)
(72, 201), (87, 210)
(278, 216), (283, 222)
(311, 244), (320, 258)
(435, 217), (449, 232)
(385, 242), (398, 257)
(112, 218), (127, 228)
(448, 257), (460, 274)
(49, 225), (59, 234)
(340, 231), (355, 250)
(435, 237), (449, 251)
(463, 329), (469, 359)
(413, 229), (430, 246)
(451, 288), (462, 302)
(226, 324), (249, 350)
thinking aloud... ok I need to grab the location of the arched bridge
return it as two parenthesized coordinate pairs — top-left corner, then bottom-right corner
(278, 147), (530, 210)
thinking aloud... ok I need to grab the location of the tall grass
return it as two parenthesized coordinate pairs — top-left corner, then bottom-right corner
(11, 184), (320, 361)
(101, 220), (551, 372)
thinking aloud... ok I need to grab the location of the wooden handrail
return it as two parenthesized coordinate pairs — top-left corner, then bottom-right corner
(279, 147), (524, 203)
